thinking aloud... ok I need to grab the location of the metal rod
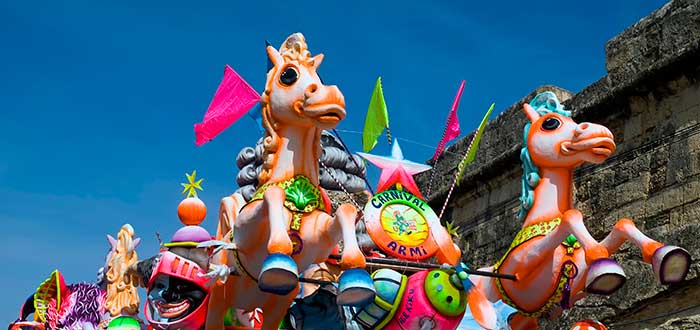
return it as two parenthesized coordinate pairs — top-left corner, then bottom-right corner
(328, 254), (517, 281)
(366, 262), (425, 273)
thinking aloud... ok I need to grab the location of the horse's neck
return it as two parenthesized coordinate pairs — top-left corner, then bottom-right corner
(267, 125), (321, 185)
(523, 167), (574, 226)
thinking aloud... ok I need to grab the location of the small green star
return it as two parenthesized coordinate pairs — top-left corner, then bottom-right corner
(446, 221), (461, 240)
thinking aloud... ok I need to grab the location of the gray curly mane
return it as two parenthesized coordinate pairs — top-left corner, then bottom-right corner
(235, 131), (367, 200)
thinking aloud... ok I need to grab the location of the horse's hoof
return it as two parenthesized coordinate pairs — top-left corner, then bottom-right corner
(585, 258), (626, 295)
(258, 253), (299, 295)
(337, 268), (376, 307)
(652, 245), (691, 285)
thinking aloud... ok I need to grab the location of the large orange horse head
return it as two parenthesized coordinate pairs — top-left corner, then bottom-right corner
(518, 92), (616, 218)
(259, 33), (346, 184)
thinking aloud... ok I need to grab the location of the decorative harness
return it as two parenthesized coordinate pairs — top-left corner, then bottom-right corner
(232, 175), (330, 282)
(493, 217), (580, 318)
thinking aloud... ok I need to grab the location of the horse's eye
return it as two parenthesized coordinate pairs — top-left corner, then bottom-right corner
(279, 67), (298, 86)
(542, 117), (561, 131)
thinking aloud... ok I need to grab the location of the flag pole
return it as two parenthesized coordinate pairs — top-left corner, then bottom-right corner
(437, 103), (495, 220)
(427, 80), (466, 196)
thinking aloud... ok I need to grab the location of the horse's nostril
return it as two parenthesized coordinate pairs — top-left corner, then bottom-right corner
(306, 84), (318, 95)
(579, 123), (590, 130)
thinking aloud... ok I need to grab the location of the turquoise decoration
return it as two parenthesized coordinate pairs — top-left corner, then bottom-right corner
(455, 262), (474, 292)
(258, 253), (299, 295)
(353, 269), (406, 329)
(337, 268), (376, 307)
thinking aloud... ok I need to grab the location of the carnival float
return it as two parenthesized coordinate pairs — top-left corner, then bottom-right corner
(8, 32), (692, 330)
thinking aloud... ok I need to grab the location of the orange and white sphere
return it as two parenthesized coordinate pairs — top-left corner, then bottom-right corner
(177, 196), (207, 226)
(570, 319), (607, 330)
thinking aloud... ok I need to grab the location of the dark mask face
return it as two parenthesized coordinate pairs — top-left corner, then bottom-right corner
(147, 275), (206, 323)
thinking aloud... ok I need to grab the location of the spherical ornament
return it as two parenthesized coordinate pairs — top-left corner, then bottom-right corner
(570, 319), (607, 330)
(177, 196), (207, 225)
(107, 316), (141, 330)
(424, 269), (467, 317)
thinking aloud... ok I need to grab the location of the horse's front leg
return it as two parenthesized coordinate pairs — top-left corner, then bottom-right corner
(217, 193), (246, 239)
(258, 185), (297, 294)
(601, 218), (690, 284)
(205, 281), (235, 330)
(561, 210), (629, 295)
(327, 203), (375, 306)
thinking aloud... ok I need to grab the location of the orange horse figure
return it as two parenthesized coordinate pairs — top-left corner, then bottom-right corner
(470, 92), (691, 329)
(202, 33), (375, 330)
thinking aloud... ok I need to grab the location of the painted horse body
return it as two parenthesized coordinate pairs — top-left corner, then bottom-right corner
(205, 33), (372, 330)
(471, 92), (691, 329)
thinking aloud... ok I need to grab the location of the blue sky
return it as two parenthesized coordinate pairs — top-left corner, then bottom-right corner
(0, 0), (667, 323)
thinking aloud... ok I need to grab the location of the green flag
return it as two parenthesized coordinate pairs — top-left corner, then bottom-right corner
(362, 76), (389, 152)
(456, 102), (495, 185)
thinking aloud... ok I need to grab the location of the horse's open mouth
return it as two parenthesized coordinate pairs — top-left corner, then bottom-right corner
(561, 137), (616, 157)
(306, 104), (346, 123)
(156, 300), (190, 319)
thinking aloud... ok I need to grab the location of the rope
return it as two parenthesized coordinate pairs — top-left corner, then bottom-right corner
(319, 155), (365, 218)
(331, 129), (374, 194)
(333, 129), (465, 158)
(437, 130), (480, 220)
(425, 156), (441, 197)
(385, 125), (393, 145)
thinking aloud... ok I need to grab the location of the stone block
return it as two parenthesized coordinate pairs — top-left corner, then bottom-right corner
(670, 200), (700, 228)
(616, 172), (652, 206)
(624, 114), (644, 141)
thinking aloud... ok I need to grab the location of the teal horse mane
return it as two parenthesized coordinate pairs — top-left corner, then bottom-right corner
(517, 92), (572, 220)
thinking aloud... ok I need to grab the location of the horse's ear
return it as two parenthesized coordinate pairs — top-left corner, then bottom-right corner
(523, 103), (541, 123)
(133, 238), (141, 249)
(266, 45), (284, 69)
(107, 234), (117, 249)
(311, 53), (324, 69)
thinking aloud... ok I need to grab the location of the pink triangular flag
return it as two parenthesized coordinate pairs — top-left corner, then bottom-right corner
(194, 65), (261, 146)
(432, 80), (465, 160)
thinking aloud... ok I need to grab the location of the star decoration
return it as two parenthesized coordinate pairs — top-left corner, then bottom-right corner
(357, 140), (432, 199)
(446, 221), (461, 240)
(181, 170), (204, 198)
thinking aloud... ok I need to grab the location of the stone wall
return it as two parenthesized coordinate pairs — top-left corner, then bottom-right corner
(415, 0), (700, 328)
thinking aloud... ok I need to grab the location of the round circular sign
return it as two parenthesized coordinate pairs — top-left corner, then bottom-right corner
(380, 203), (429, 246)
(363, 190), (439, 260)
